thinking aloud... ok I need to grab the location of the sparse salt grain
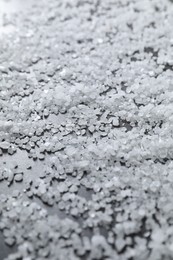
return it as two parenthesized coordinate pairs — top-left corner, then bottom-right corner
(0, 141), (10, 150)
(112, 118), (119, 127)
(59, 68), (72, 81)
(14, 173), (23, 182)
(12, 190), (20, 198)
(7, 170), (14, 185)
(5, 237), (15, 247)
(70, 207), (79, 217)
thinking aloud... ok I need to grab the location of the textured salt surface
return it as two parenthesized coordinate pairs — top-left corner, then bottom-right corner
(1, 0), (173, 259)
(0, 0), (35, 36)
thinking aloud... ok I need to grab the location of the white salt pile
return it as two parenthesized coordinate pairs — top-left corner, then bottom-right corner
(0, 0), (173, 259)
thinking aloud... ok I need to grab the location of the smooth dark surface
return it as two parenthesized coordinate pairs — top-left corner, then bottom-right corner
(0, 233), (16, 260)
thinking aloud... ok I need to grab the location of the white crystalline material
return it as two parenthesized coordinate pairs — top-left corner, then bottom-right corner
(37, 184), (47, 195)
(59, 68), (72, 81)
(104, 181), (114, 189)
(120, 189), (132, 198)
(0, 172), (4, 181)
(115, 237), (126, 252)
(88, 125), (95, 133)
(0, 121), (13, 131)
(14, 173), (23, 182)
(0, 141), (10, 150)
(12, 190), (20, 198)
(168, 243), (173, 252)
(167, 172), (173, 182)
(65, 146), (77, 156)
(69, 185), (78, 193)
(112, 118), (119, 127)
(138, 209), (146, 217)
(7, 170), (14, 184)
(5, 237), (15, 246)
(75, 160), (89, 169)
(112, 176), (120, 187)
(149, 181), (161, 192)
(123, 221), (136, 235)
(58, 183), (68, 193)
(1, 0), (173, 259)
(151, 229), (165, 244)
(70, 207), (78, 216)
(93, 184), (101, 192)
(91, 235), (107, 247)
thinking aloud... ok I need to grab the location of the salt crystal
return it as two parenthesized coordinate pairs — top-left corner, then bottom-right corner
(112, 118), (119, 127)
(0, 141), (10, 150)
(14, 173), (23, 182)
